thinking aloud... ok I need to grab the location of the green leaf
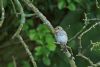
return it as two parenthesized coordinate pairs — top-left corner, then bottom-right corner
(37, 32), (44, 41)
(35, 46), (43, 56)
(67, 3), (76, 11)
(36, 40), (44, 45)
(27, 19), (34, 26)
(74, 0), (81, 3)
(42, 56), (51, 66)
(28, 29), (38, 40)
(67, 0), (71, 3)
(42, 47), (50, 56)
(7, 62), (14, 67)
(91, 42), (100, 55)
(46, 44), (56, 51)
(35, 46), (50, 56)
(23, 24), (29, 31)
(58, 0), (66, 9)
(22, 61), (30, 67)
(45, 34), (55, 44)
(45, 34), (56, 51)
(37, 24), (50, 33)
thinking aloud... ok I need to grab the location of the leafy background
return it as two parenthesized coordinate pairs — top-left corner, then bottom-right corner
(0, 0), (100, 67)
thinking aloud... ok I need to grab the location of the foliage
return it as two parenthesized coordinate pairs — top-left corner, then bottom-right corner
(7, 62), (14, 67)
(91, 41), (100, 55)
(58, 0), (81, 11)
(0, 0), (100, 67)
(22, 61), (31, 67)
(23, 20), (56, 66)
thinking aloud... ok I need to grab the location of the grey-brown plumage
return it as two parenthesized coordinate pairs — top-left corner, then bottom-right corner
(54, 26), (68, 52)
(55, 26), (68, 45)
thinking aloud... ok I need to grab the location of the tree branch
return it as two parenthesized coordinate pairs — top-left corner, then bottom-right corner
(96, 0), (100, 8)
(0, 0), (5, 27)
(10, 0), (18, 17)
(17, 35), (37, 67)
(78, 22), (100, 53)
(12, 0), (25, 39)
(77, 53), (100, 67)
(12, 56), (17, 67)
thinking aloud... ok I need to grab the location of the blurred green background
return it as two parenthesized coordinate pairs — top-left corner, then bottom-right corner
(0, 0), (100, 67)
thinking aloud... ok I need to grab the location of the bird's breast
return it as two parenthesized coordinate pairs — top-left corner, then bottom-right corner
(56, 35), (68, 44)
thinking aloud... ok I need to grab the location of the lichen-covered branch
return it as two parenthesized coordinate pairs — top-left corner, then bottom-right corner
(63, 46), (76, 67)
(17, 35), (37, 67)
(12, 0), (25, 39)
(0, 0), (5, 27)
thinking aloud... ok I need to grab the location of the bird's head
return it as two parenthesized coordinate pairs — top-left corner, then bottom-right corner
(55, 26), (63, 32)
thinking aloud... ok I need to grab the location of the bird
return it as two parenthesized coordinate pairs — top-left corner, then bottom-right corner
(54, 26), (68, 51)
(54, 26), (68, 46)
(54, 26), (74, 57)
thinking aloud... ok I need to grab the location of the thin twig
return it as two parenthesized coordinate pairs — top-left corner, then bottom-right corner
(79, 23), (99, 39)
(25, 13), (36, 17)
(10, 0), (18, 17)
(77, 53), (95, 67)
(96, 0), (100, 8)
(12, 0), (25, 39)
(12, 56), (17, 67)
(78, 22), (100, 54)
(77, 12), (100, 54)
(68, 25), (87, 42)
(83, 18), (100, 21)
(76, 13), (100, 67)
(77, 53), (100, 67)
(0, 0), (5, 27)
(68, 13), (88, 42)
(0, 39), (30, 49)
(95, 62), (100, 66)
(17, 35), (37, 67)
